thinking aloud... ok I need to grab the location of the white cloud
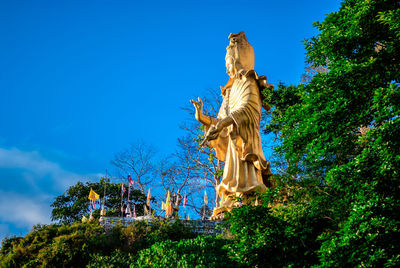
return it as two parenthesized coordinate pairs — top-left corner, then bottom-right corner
(0, 147), (83, 191)
(0, 147), (102, 240)
(0, 191), (53, 241)
(0, 191), (51, 228)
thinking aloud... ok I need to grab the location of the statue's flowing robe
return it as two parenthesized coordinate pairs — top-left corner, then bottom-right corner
(208, 71), (271, 208)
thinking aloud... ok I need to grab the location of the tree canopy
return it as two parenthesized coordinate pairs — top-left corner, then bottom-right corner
(263, 0), (400, 265)
(51, 178), (146, 224)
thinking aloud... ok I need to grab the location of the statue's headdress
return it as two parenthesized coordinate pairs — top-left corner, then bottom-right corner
(222, 32), (273, 111)
(225, 32), (255, 75)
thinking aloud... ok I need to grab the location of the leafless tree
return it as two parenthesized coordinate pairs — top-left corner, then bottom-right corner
(111, 141), (156, 193)
(155, 144), (204, 217)
(179, 88), (224, 210)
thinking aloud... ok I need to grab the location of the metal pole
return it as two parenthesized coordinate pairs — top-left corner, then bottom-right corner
(102, 170), (107, 216)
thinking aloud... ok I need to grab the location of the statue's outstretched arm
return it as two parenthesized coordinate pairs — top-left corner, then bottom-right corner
(190, 97), (216, 126)
(199, 116), (234, 147)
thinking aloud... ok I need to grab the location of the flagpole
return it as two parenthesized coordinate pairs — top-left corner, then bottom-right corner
(90, 199), (93, 219)
(127, 174), (132, 217)
(146, 188), (151, 217)
(127, 190), (130, 217)
(183, 192), (187, 220)
(203, 190), (208, 220)
(101, 170), (107, 217)
(120, 183), (123, 217)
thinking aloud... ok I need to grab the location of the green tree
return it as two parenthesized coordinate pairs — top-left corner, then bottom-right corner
(263, 0), (400, 266)
(51, 178), (146, 224)
(134, 236), (238, 268)
(0, 218), (196, 267)
(0, 222), (120, 267)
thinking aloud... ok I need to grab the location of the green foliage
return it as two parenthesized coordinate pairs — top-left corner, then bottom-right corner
(0, 221), (119, 267)
(51, 178), (146, 224)
(134, 236), (238, 268)
(262, 0), (400, 266)
(0, 218), (197, 267)
(87, 249), (135, 268)
(119, 218), (197, 254)
(87, 219), (198, 267)
(224, 187), (322, 267)
(3, 1), (400, 267)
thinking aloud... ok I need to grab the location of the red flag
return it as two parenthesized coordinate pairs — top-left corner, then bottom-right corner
(121, 183), (125, 197)
(128, 174), (133, 186)
(133, 204), (137, 218)
(183, 192), (188, 207)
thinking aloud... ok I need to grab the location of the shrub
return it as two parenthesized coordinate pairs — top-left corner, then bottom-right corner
(134, 236), (239, 267)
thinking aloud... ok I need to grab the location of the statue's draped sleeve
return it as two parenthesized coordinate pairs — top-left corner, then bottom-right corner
(206, 72), (270, 173)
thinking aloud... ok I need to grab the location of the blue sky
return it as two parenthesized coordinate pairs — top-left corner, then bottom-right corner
(0, 0), (342, 239)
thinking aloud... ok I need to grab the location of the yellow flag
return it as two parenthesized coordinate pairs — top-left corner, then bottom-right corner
(161, 201), (166, 210)
(204, 190), (208, 205)
(166, 191), (171, 207)
(88, 188), (99, 201)
(144, 204), (149, 215)
(187, 214), (190, 220)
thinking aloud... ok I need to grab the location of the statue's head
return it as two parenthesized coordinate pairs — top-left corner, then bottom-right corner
(225, 32), (255, 78)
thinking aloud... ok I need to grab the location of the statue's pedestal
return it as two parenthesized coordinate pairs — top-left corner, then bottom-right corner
(100, 216), (226, 236)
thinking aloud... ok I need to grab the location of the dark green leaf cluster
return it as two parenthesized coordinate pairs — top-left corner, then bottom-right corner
(0, 222), (118, 267)
(261, 0), (400, 266)
(224, 188), (322, 267)
(133, 236), (238, 268)
(0, 219), (197, 267)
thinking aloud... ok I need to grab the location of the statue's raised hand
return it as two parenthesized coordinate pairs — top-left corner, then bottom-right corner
(190, 97), (204, 122)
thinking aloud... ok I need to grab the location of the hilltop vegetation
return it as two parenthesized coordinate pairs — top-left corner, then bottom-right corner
(1, 0), (400, 266)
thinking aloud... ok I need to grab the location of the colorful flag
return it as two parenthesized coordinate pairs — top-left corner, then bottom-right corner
(162, 201), (166, 211)
(204, 190), (208, 205)
(144, 204), (149, 215)
(166, 191), (171, 207)
(133, 205), (137, 218)
(183, 192), (188, 207)
(100, 206), (106, 216)
(146, 188), (151, 207)
(165, 191), (171, 216)
(187, 214), (190, 220)
(168, 203), (173, 216)
(121, 183), (125, 197)
(88, 188), (100, 202)
(128, 174), (133, 186)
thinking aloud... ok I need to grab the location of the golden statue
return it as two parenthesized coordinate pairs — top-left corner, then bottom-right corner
(191, 32), (272, 219)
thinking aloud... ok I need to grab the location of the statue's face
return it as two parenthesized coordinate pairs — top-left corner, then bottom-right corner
(226, 56), (235, 78)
